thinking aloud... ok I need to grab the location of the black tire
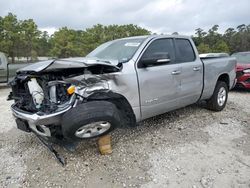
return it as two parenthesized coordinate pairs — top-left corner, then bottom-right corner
(206, 81), (228, 111)
(62, 101), (120, 141)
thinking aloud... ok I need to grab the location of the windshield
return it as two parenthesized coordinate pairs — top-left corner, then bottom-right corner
(232, 52), (250, 64)
(87, 38), (146, 63)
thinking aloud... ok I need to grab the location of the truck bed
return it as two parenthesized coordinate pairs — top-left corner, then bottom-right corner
(200, 56), (236, 100)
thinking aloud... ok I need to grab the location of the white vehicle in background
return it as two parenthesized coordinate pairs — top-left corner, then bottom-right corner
(0, 52), (29, 83)
(0, 52), (52, 83)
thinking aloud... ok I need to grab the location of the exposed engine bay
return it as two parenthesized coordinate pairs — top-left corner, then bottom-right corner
(10, 73), (71, 113)
(9, 58), (121, 114)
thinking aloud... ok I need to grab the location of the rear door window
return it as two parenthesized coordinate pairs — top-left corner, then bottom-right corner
(175, 39), (196, 63)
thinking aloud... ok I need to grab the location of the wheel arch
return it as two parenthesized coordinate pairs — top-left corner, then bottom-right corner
(217, 73), (230, 89)
(87, 91), (136, 127)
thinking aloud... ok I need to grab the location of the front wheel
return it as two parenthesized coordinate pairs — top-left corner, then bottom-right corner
(62, 101), (120, 141)
(206, 81), (228, 111)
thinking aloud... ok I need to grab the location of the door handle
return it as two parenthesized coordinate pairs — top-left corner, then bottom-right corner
(193, 67), (201, 71)
(171, 70), (181, 75)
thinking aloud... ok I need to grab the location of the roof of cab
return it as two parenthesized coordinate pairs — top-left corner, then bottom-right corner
(115, 34), (192, 41)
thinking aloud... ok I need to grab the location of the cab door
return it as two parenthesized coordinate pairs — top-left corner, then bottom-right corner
(136, 38), (182, 120)
(174, 38), (203, 106)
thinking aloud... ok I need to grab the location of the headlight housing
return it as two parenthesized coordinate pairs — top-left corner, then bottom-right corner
(243, 69), (250, 73)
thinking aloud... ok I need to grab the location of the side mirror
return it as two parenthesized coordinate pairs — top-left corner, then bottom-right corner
(139, 52), (171, 68)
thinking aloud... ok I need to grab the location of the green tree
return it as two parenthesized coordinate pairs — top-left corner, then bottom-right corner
(50, 27), (84, 58)
(1, 12), (250, 59)
(81, 24), (150, 55)
(50, 24), (151, 57)
(193, 24), (250, 54)
(0, 13), (20, 63)
(37, 31), (51, 56)
(197, 43), (211, 53)
(20, 19), (40, 61)
(0, 13), (41, 62)
(223, 28), (236, 52)
(204, 25), (222, 50)
(236, 24), (246, 32)
(194, 28), (207, 45)
(213, 40), (229, 53)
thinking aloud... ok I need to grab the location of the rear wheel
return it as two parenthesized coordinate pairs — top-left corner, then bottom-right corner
(62, 101), (120, 141)
(206, 81), (228, 111)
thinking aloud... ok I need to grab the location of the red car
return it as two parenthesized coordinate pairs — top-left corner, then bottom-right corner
(232, 52), (250, 89)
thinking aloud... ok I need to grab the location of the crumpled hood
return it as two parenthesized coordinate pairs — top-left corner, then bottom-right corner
(17, 57), (120, 73)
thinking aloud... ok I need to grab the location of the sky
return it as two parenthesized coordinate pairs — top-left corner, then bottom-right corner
(0, 0), (250, 35)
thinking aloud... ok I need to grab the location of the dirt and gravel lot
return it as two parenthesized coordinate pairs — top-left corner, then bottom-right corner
(0, 86), (250, 188)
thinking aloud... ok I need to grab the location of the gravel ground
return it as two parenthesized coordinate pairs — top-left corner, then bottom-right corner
(0, 86), (250, 188)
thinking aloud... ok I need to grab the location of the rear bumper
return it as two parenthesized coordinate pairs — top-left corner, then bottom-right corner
(11, 104), (72, 137)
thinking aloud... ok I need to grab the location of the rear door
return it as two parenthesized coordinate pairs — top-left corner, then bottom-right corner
(174, 38), (203, 106)
(136, 38), (182, 119)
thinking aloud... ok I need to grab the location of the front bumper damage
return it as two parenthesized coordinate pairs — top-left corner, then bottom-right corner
(11, 103), (76, 166)
(11, 103), (72, 137)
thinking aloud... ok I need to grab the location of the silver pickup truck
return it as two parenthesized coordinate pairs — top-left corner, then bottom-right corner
(8, 35), (236, 143)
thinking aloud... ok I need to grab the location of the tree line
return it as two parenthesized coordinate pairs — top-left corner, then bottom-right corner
(193, 24), (250, 54)
(0, 13), (150, 63)
(0, 13), (249, 63)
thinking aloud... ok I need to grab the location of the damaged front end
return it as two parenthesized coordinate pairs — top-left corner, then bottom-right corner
(8, 58), (121, 138)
